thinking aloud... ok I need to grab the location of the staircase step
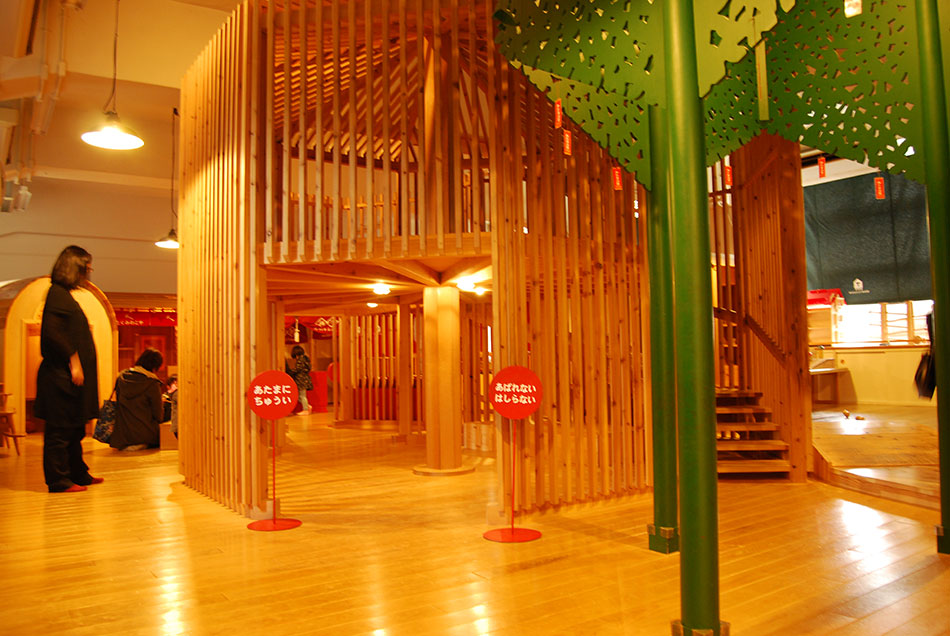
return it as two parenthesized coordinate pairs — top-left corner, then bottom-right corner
(716, 422), (779, 433)
(716, 405), (770, 415)
(715, 390), (763, 400)
(717, 459), (791, 474)
(716, 440), (789, 452)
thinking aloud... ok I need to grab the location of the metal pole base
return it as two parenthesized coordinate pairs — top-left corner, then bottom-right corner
(483, 527), (541, 543)
(648, 523), (680, 554)
(247, 518), (302, 532)
(671, 620), (730, 636)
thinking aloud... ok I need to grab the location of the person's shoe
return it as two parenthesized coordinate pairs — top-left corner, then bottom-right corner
(122, 444), (148, 451)
(88, 476), (105, 484)
(54, 484), (87, 493)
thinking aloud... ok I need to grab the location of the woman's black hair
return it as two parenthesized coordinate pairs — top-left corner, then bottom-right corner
(291, 345), (305, 357)
(50, 245), (92, 289)
(135, 348), (164, 373)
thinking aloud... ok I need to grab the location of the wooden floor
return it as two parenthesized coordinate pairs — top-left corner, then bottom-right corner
(0, 414), (947, 636)
(813, 404), (941, 509)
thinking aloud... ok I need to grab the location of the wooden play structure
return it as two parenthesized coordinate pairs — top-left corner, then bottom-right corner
(0, 277), (118, 442)
(176, 0), (813, 517)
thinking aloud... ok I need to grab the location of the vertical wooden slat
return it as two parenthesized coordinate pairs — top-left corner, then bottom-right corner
(416, 0), (427, 253)
(398, 0), (409, 253)
(264, 0), (275, 263)
(297, 0), (308, 261)
(450, 0), (462, 252)
(347, 0), (357, 258)
(468, 0), (481, 248)
(313, 0), (323, 258)
(281, 0), (291, 262)
(331, 0), (341, 260)
(364, 0), (375, 257)
(381, 0), (393, 256)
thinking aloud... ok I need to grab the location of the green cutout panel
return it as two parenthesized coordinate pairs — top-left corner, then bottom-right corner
(499, 0), (932, 188)
(519, 64), (653, 186)
(764, 0), (924, 182)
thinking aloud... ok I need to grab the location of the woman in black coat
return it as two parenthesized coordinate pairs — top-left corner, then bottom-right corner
(34, 246), (101, 493)
(109, 348), (164, 451)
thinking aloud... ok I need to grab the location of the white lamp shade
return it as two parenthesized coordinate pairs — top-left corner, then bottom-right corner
(82, 112), (144, 150)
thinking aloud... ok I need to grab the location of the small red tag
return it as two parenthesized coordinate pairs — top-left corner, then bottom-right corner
(563, 129), (572, 156)
(612, 167), (623, 191)
(724, 165), (733, 187)
(875, 176), (885, 199)
(554, 99), (562, 129)
(818, 156), (826, 178)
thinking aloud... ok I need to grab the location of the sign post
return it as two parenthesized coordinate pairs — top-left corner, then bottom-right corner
(246, 369), (303, 531)
(483, 365), (543, 543)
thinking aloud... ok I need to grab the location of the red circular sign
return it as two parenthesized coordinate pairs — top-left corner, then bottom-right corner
(247, 370), (299, 419)
(489, 365), (543, 419)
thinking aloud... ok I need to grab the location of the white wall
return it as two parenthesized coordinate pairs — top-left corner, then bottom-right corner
(826, 346), (938, 407)
(0, 177), (176, 293)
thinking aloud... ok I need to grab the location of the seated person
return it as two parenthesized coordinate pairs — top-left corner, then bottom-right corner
(110, 348), (164, 451)
(162, 375), (178, 423)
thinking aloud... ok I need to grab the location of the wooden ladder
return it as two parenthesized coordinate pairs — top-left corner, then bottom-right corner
(716, 391), (791, 475)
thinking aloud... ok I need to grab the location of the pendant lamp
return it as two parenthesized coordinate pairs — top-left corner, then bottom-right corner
(156, 108), (180, 249)
(81, 0), (143, 150)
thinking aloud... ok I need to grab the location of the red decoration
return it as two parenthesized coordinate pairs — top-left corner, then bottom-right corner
(114, 309), (177, 327)
(875, 176), (886, 200)
(554, 99), (562, 129)
(612, 166), (623, 191)
(246, 370), (299, 420)
(563, 129), (572, 156)
(818, 156), (826, 178)
(489, 365), (542, 420)
(724, 165), (733, 187)
(807, 289), (845, 306)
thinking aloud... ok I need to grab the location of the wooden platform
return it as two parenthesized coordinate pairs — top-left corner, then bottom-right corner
(812, 404), (940, 509)
(0, 416), (947, 635)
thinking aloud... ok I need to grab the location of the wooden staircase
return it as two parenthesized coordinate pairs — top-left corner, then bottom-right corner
(716, 391), (791, 475)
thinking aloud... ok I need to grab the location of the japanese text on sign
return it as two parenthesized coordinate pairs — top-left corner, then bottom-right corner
(247, 370), (299, 419)
(489, 365), (543, 419)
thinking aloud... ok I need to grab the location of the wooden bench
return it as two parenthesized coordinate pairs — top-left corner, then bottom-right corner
(810, 367), (848, 405)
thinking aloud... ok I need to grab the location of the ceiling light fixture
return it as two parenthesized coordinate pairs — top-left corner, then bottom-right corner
(81, 0), (143, 150)
(366, 302), (379, 308)
(843, 0), (862, 17)
(456, 277), (477, 292)
(156, 108), (180, 249)
(372, 283), (391, 295)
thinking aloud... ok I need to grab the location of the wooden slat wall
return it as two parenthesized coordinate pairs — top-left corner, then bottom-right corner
(337, 308), (422, 430)
(726, 133), (811, 481)
(490, 66), (652, 514)
(179, 2), (269, 514)
(263, 0), (493, 264)
(180, 0), (654, 517)
(460, 299), (493, 451)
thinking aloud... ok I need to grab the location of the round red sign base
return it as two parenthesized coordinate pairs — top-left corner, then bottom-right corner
(247, 518), (302, 532)
(483, 527), (542, 543)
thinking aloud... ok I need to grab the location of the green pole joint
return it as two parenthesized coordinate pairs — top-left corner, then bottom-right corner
(665, 0), (722, 631)
(915, 0), (950, 555)
(647, 104), (680, 555)
(648, 523), (681, 554)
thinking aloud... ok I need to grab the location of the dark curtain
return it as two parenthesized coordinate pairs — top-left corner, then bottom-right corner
(804, 172), (931, 304)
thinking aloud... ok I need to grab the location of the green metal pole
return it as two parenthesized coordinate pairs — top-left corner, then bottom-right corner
(916, 0), (950, 554)
(664, 0), (723, 633)
(647, 105), (680, 555)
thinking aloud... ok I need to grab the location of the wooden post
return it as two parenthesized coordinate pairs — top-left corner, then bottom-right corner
(415, 286), (471, 475)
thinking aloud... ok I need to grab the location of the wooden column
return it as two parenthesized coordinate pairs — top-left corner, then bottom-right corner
(397, 303), (413, 437)
(415, 286), (471, 475)
(339, 315), (354, 424)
